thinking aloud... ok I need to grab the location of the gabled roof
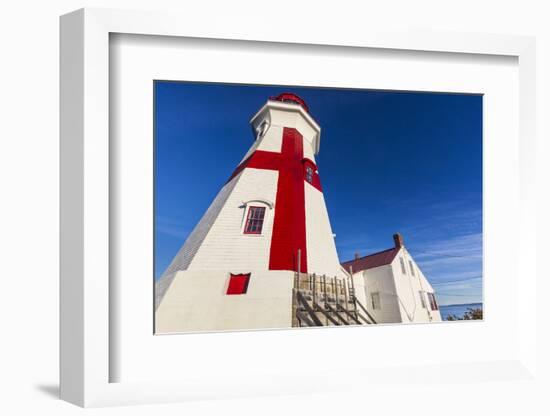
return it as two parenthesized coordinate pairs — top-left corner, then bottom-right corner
(341, 247), (401, 274)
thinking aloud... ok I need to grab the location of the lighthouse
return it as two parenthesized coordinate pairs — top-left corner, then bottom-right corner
(155, 93), (349, 333)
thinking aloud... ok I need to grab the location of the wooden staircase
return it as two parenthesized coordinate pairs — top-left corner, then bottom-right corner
(292, 272), (377, 327)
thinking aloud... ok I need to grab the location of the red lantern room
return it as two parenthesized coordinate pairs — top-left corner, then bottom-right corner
(269, 92), (310, 113)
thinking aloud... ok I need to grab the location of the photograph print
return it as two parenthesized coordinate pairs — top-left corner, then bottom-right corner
(154, 82), (483, 334)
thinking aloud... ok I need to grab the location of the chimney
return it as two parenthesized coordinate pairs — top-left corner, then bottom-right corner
(354, 252), (360, 260)
(393, 233), (404, 248)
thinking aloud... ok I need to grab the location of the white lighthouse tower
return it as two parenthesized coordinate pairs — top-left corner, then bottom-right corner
(155, 93), (348, 333)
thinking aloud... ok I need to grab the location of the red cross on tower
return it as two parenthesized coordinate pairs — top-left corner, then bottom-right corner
(228, 125), (323, 274)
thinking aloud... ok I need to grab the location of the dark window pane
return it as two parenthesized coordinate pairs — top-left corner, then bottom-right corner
(244, 206), (266, 234)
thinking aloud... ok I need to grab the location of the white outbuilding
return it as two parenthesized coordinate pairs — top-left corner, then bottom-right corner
(341, 233), (442, 324)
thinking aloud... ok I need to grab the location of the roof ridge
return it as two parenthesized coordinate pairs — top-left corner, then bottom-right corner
(341, 246), (398, 264)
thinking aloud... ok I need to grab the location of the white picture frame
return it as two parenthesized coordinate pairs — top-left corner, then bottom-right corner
(60, 7), (537, 407)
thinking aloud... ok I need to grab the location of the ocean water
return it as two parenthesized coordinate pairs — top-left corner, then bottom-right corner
(439, 303), (483, 321)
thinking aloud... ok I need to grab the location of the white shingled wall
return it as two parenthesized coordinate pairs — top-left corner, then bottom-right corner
(251, 103), (320, 155)
(301, 128), (316, 162)
(358, 249), (442, 324)
(256, 125), (283, 153)
(391, 254), (418, 322)
(391, 249), (442, 322)
(360, 265), (403, 323)
(351, 271), (368, 308)
(160, 177), (239, 277)
(156, 123), (283, 306)
(188, 168), (278, 271)
(155, 175), (241, 308)
(238, 124), (283, 164)
(304, 184), (343, 278)
(156, 270), (294, 333)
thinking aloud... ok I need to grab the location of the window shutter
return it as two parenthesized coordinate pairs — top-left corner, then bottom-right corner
(226, 273), (251, 295)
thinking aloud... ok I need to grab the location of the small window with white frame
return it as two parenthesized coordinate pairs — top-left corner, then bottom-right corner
(243, 206), (266, 234)
(241, 200), (273, 236)
(371, 292), (381, 310)
(427, 292), (439, 311)
(419, 290), (426, 308)
(305, 166), (313, 183)
(254, 120), (269, 140)
(409, 260), (415, 276)
(399, 257), (406, 274)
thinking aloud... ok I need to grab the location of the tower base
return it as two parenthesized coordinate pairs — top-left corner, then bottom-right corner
(155, 270), (295, 333)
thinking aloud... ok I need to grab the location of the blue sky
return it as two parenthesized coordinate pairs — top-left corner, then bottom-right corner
(155, 81), (483, 306)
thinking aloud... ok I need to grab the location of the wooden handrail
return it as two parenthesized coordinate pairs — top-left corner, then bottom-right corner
(293, 272), (379, 327)
(296, 310), (316, 327)
(296, 291), (323, 326)
(324, 302), (350, 325)
(354, 297), (377, 324)
(356, 311), (373, 325)
(337, 305), (362, 325)
(312, 301), (340, 326)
